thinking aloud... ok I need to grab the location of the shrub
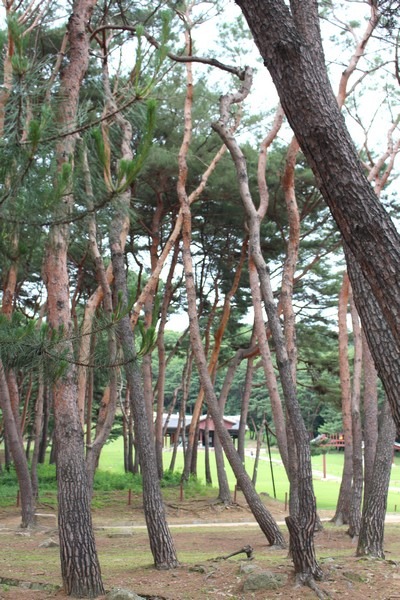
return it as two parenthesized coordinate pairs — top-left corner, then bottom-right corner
(93, 470), (142, 492)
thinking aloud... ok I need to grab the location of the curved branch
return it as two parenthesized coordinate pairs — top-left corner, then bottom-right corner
(90, 24), (246, 80)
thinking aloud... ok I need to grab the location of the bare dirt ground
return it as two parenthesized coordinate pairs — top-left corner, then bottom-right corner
(1, 492), (400, 600)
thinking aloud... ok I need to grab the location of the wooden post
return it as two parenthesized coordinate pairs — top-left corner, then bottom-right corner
(180, 481), (184, 501)
(322, 453), (326, 479)
(127, 488), (132, 506)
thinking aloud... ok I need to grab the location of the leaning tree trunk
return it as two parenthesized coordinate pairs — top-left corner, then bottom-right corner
(1, 234), (35, 526)
(82, 141), (119, 495)
(214, 352), (247, 504)
(344, 244), (400, 442)
(180, 210), (285, 547)
(357, 398), (396, 558)
(281, 135), (305, 522)
(110, 219), (178, 570)
(235, 1), (400, 367)
(175, 52), (284, 547)
(178, 155), (285, 546)
(212, 69), (321, 581)
(2, 301), (35, 525)
(343, 243), (400, 557)
(0, 361), (36, 528)
(248, 257), (289, 473)
(155, 242), (180, 479)
(212, 240), (248, 502)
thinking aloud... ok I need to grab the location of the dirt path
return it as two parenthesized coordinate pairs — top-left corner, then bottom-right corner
(2, 494), (400, 600)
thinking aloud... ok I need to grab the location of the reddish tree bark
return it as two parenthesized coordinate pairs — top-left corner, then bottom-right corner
(42, 1), (104, 595)
(154, 241), (180, 478)
(176, 24), (284, 547)
(348, 288), (363, 538)
(332, 272), (352, 526)
(0, 9), (36, 528)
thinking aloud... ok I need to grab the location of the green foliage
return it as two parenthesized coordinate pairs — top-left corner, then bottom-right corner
(137, 292), (160, 356)
(137, 320), (157, 356)
(11, 53), (29, 76)
(91, 127), (108, 171)
(7, 14), (29, 75)
(7, 15), (24, 54)
(0, 314), (79, 382)
(34, 463), (57, 488)
(0, 314), (45, 372)
(0, 459), (207, 503)
(129, 11), (171, 96)
(0, 463), (57, 503)
(318, 408), (344, 435)
(116, 100), (157, 192)
(93, 470), (142, 492)
(160, 468), (181, 487)
(161, 470), (208, 498)
(0, 466), (19, 487)
(27, 120), (41, 151)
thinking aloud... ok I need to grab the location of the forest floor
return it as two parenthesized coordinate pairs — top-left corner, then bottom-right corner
(1, 491), (400, 600)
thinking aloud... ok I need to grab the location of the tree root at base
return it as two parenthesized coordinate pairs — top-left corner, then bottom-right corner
(213, 544), (254, 561)
(295, 574), (331, 600)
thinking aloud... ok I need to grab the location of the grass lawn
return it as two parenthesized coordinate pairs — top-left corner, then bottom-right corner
(2, 439), (400, 513)
(99, 437), (400, 511)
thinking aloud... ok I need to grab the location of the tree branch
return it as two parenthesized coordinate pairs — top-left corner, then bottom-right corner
(90, 24), (246, 80)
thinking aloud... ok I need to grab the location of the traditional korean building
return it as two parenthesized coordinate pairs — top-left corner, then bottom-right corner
(161, 413), (243, 447)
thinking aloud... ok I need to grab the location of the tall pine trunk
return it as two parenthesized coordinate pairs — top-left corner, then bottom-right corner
(362, 331), (378, 497)
(348, 290), (363, 538)
(42, 1), (104, 595)
(332, 272), (353, 525)
(31, 369), (44, 500)
(238, 348), (255, 463)
(357, 399), (395, 558)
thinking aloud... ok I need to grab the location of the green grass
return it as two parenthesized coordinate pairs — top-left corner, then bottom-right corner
(2, 439), (400, 512)
(98, 437), (400, 511)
